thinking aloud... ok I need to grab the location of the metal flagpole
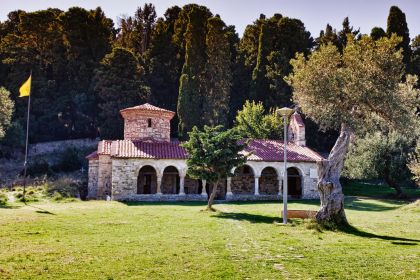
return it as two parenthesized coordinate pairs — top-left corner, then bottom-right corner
(283, 114), (288, 224)
(22, 71), (32, 203)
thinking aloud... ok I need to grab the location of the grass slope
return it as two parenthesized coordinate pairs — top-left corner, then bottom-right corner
(0, 198), (419, 279)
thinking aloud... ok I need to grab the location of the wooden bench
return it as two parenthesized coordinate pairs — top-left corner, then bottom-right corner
(282, 210), (317, 219)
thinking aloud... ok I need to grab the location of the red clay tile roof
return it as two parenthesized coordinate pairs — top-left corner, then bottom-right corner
(98, 140), (113, 155)
(111, 140), (187, 159)
(119, 103), (175, 115)
(91, 139), (323, 162)
(242, 139), (323, 162)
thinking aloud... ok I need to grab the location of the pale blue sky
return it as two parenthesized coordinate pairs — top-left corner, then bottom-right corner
(1, 0), (419, 39)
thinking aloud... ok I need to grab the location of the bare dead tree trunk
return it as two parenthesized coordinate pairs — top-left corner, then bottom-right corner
(316, 123), (353, 227)
(207, 179), (219, 210)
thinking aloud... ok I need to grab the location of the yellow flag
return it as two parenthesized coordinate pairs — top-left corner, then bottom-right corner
(19, 75), (31, 97)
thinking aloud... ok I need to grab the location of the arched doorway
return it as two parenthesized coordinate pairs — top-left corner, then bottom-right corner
(287, 167), (302, 197)
(260, 167), (278, 195)
(137, 165), (157, 194)
(161, 166), (179, 194)
(231, 165), (254, 194)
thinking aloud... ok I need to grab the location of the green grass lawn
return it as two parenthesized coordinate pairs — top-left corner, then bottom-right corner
(0, 196), (419, 279)
(343, 181), (420, 198)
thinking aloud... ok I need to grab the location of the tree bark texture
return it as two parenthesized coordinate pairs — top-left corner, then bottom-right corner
(207, 180), (219, 209)
(316, 123), (353, 226)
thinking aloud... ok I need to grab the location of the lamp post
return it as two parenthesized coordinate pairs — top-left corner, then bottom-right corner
(276, 107), (294, 224)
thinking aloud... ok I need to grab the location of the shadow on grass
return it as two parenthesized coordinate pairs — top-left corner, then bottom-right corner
(121, 201), (207, 207)
(341, 224), (420, 244)
(0, 204), (20, 209)
(212, 211), (282, 224)
(27, 205), (56, 215)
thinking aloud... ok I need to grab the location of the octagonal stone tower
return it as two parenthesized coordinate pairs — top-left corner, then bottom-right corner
(120, 103), (175, 142)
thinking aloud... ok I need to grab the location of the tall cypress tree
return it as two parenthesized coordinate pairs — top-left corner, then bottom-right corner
(387, 6), (411, 66)
(146, 6), (182, 137)
(203, 16), (231, 127)
(177, 6), (210, 139)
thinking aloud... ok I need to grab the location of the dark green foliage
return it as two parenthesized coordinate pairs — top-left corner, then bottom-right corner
(0, 7), (114, 142)
(203, 16), (231, 127)
(0, 121), (24, 148)
(317, 17), (359, 52)
(146, 6), (182, 136)
(115, 3), (157, 56)
(344, 132), (416, 196)
(92, 47), (149, 139)
(26, 159), (51, 176)
(387, 6), (411, 66)
(371, 27), (386, 40)
(182, 125), (247, 183)
(247, 14), (313, 109)
(54, 147), (83, 172)
(410, 35), (420, 77)
(317, 24), (340, 48)
(177, 5), (211, 139)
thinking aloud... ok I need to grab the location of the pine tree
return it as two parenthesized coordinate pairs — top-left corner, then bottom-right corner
(387, 6), (411, 66)
(203, 16), (231, 127)
(115, 3), (156, 56)
(370, 27), (386, 40)
(316, 24), (340, 49)
(177, 6), (211, 139)
(92, 47), (150, 139)
(337, 17), (360, 49)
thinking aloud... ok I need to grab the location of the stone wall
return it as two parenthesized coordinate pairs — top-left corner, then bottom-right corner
(109, 158), (319, 201)
(122, 110), (172, 142)
(87, 159), (98, 199)
(29, 138), (98, 156)
(97, 155), (112, 199)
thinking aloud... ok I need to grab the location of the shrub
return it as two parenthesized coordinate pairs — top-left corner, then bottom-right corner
(26, 159), (51, 176)
(53, 148), (83, 172)
(46, 177), (80, 198)
(0, 193), (8, 206)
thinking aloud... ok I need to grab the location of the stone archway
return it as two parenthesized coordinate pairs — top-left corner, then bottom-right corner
(161, 166), (180, 194)
(260, 167), (279, 195)
(231, 164), (255, 194)
(287, 167), (302, 197)
(137, 165), (157, 194)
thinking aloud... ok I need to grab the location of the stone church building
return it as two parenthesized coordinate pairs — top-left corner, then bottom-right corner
(86, 103), (323, 201)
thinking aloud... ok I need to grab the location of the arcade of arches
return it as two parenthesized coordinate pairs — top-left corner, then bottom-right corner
(136, 164), (303, 198)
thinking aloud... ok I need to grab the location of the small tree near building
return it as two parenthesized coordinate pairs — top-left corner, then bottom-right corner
(287, 35), (419, 227)
(182, 125), (248, 209)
